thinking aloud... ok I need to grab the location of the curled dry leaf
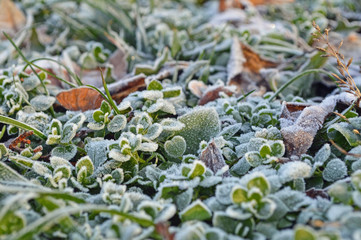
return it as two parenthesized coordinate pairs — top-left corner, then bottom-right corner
(280, 97), (336, 156)
(200, 141), (230, 177)
(227, 38), (277, 94)
(56, 87), (104, 111)
(219, 0), (293, 11)
(0, 0), (26, 37)
(198, 85), (234, 105)
(188, 80), (235, 105)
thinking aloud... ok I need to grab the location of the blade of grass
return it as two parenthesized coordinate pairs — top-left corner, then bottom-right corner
(0, 116), (46, 140)
(100, 69), (121, 115)
(12, 204), (154, 239)
(85, 82), (122, 116)
(22, 57), (83, 87)
(237, 89), (256, 102)
(268, 69), (336, 102)
(3, 32), (55, 117)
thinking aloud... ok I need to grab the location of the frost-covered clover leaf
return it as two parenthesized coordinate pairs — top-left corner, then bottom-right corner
(164, 135), (186, 158)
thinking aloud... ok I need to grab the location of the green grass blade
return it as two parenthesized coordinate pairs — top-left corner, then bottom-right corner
(268, 69), (336, 102)
(0, 115), (47, 140)
(12, 204), (154, 239)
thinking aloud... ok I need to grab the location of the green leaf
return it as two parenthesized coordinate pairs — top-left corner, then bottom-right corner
(177, 107), (220, 154)
(328, 122), (361, 147)
(231, 186), (248, 204)
(259, 144), (271, 158)
(76, 156), (94, 176)
(270, 140), (285, 157)
(294, 226), (317, 240)
(109, 149), (131, 162)
(0, 162), (28, 183)
(51, 144), (77, 160)
(107, 115), (127, 133)
(164, 135), (186, 158)
(93, 110), (105, 123)
(179, 200), (212, 222)
(54, 165), (72, 179)
(147, 80), (163, 91)
(245, 151), (263, 167)
(11, 205), (154, 239)
(322, 158), (347, 182)
(30, 95), (56, 111)
(188, 160), (206, 179)
(159, 184), (180, 199)
(163, 88), (181, 98)
(247, 174), (270, 196)
(351, 170), (361, 191)
(0, 143), (8, 158)
(255, 198), (276, 220)
(171, 30), (181, 58)
(0, 115), (46, 140)
(61, 123), (77, 143)
(100, 100), (112, 114)
(144, 123), (163, 140)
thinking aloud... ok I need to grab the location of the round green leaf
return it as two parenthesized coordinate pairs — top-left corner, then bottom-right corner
(30, 95), (56, 111)
(164, 135), (186, 158)
(231, 186), (248, 204)
(107, 115), (126, 133)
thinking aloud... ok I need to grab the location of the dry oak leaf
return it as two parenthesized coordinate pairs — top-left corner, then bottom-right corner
(56, 87), (104, 111)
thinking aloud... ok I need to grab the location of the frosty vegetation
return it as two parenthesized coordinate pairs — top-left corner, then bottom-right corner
(1, 0), (361, 240)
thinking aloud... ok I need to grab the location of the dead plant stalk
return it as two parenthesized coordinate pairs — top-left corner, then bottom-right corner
(312, 21), (361, 102)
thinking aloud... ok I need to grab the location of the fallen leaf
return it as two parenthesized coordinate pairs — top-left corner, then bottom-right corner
(241, 44), (277, 73)
(188, 80), (207, 98)
(109, 48), (128, 80)
(0, 0), (26, 36)
(227, 38), (277, 94)
(200, 141), (230, 177)
(249, 0), (294, 5)
(188, 80), (235, 105)
(198, 85), (234, 105)
(280, 97), (336, 156)
(105, 74), (146, 104)
(56, 87), (104, 111)
(219, 0), (293, 12)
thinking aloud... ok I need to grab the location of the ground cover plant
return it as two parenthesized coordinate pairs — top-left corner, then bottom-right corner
(1, 0), (361, 239)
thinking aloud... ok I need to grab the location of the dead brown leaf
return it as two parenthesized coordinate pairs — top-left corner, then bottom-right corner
(241, 44), (278, 73)
(198, 85), (234, 105)
(188, 80), (235, 105)
(200, 141), (230, 177)
(219, 0), (293, 11)
(280, 98), (336, 156)
(56, 87), (104, 111)
(0, 0), (26, 36)
(109, 48), (128, 80)
(105, 74), (146, 104)
(227, 38), (277, 94)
